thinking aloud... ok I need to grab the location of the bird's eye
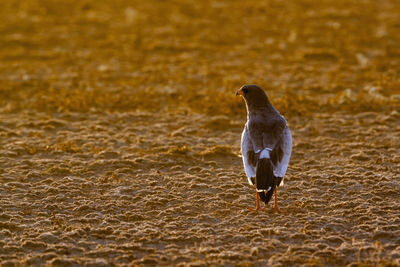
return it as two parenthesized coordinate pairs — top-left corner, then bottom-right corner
(242, 88), (248, 94)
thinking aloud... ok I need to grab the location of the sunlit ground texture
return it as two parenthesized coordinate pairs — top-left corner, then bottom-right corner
(0, 0), (399, 266)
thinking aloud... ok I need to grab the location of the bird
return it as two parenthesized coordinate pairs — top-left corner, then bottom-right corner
(236, 84), (292, 212)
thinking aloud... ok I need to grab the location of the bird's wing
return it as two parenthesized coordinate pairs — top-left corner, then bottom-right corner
(271, 126), (292, 182)
(241, 123), (256, 184)
(246, 117), (285, 204)
(249, 115), (291, 188)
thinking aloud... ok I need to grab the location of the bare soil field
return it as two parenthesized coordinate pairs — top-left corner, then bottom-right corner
(1, 0), (399, 266)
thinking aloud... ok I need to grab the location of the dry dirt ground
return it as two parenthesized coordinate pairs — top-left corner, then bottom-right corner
(1, 0), (400, 266)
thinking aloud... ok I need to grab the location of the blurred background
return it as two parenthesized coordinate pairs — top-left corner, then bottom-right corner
(0, 0), (399, 115)
(1, 1), (400, 266)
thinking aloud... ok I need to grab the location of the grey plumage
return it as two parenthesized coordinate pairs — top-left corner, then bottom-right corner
(238, 85), (292, 205)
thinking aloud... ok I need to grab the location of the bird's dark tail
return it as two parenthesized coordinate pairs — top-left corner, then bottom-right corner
(256, 158), (275, 204)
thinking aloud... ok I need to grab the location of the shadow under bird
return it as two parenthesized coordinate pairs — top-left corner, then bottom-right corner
(236, 85), (292, 212)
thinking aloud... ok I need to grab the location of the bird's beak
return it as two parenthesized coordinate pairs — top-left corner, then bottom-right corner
(236, 88), (244, 96)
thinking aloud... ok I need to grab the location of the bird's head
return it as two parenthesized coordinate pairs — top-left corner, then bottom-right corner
(236, 84), (270, 110)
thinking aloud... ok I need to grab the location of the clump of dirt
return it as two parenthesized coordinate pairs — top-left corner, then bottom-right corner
(198, 145), (238, 158)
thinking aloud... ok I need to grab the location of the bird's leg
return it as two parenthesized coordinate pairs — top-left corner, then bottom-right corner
(248, 191), (266, 212)
(272, 187), (286, 213)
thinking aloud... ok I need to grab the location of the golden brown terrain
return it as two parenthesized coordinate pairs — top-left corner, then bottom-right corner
(1, 0), (399, 266)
